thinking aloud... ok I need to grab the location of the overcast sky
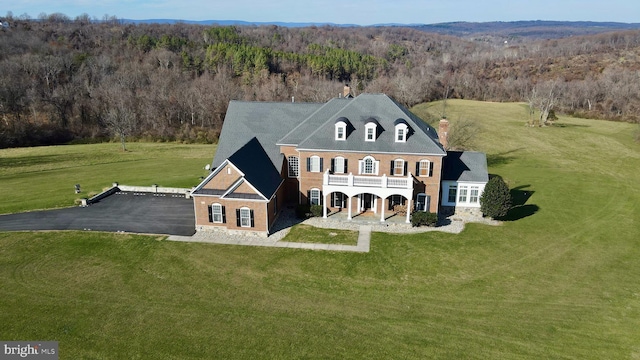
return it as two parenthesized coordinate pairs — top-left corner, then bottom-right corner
(4, 0), (640, 24)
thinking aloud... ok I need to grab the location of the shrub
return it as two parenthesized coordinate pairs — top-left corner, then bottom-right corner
(411, 211), (438, 227)
(480, 176), (512, 219)
(310, 205), (323, 217)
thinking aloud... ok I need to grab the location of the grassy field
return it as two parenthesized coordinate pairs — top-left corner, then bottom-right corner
(0, 142), (214, 214)
(283, 224), (359, 245)
(1, 101), (639, 359)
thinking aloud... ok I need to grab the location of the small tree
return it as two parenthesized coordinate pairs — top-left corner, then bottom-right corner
(480, 176), (512, 219)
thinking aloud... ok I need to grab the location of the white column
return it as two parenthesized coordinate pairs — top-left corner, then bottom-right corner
(406, 198), (412, 223)
(347, 196), (352, 220)
(380, 197), (385, 222)
(323, 192), (328, 219)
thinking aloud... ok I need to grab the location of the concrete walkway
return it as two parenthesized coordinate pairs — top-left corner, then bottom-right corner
(168, 225), (371, 253)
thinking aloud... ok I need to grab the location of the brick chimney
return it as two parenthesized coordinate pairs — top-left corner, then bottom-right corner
(343, 84), (351, 98)
(438, 119), (449, 150)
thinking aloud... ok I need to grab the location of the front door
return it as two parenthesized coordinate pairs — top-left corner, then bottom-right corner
(360, 193), (373, 211)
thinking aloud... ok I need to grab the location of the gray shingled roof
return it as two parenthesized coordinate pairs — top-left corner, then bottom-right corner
(293, 94), (446, 155)
(213, 94), (446, 174)
(277, 98), (352, 145)
(442, 151), (489, 183)
(227, 137), (283, 199)
(212, 100), (322, 169)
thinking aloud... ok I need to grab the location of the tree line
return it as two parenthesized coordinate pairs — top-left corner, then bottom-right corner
(1, 12), (639, 148)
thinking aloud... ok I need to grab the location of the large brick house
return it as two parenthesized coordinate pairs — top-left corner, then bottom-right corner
(191, 92), (488, 235)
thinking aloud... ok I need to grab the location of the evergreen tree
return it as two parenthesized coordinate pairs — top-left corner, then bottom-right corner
(480, 176), (512, 219)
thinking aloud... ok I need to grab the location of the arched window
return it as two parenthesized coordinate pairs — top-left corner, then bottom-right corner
(359, 156), (379, 175)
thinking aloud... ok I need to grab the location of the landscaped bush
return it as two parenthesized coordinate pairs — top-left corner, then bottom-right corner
(410, 211), (438, 227)
(480, 176), (512, 219)
(295, 204), (324, 218)
(310, 205), (323, 217)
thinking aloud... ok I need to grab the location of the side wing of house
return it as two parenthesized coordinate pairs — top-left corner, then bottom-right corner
(440, 151), (489, 216)
(192, 138), (284, 235)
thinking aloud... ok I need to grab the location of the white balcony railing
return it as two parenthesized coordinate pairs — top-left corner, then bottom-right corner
(324, 170), (412, 189)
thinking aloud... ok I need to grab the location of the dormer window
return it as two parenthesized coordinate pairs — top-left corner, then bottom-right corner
(335, 117), (349, 141)
(336, 125), (345, 140)
(366, 127), (375, 141)
(394, 120), (409, 143)
(364, 120), (378, 142)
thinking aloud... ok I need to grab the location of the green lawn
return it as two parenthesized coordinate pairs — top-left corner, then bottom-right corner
(1, 102), (639, 359)
(282, 224), (359, 245)
(0, 142), (214, 214)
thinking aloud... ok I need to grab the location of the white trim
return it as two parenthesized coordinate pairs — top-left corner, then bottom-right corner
(393, 158), (405, 176)
(335, 121), (347, 141)
(221, 178), (269, 201)
(211, 203), (223, 223)
(334, 156), (346, 174)
(193, 159), (245, 192)
(364, 122), (377, 142)
(239, 207), (251, 228)
(359, 156), (379, 175)
(294, 148), (446, 156)
(395, 123), (408, 142)
(441, 180), (486, 208)
(418, 159), (431, 177)
(309, 188), (321, 206)
(309, 155), (321, 172)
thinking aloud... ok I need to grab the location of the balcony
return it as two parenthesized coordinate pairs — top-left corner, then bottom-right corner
(323, 170), (412, 189)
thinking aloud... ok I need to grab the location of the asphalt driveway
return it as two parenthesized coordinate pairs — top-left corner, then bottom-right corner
(0, 191), (195, 236)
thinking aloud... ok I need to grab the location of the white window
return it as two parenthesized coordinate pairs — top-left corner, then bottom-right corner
(448, 185), (457, 203)
(415, 193), (430, 212)
(211, 204), (223, 223)
(359, 156), (379, 175)
(309, 188), (321, 205)
(239, 208), (251, 227)
(364, 122), (377, 142)
(393, 159), (405, 176)
(470, 186), (479, 204)
(458, 186), (468, 203)
(419, 160), (431, 177)
(333, 156), (347, 174)
(395, 123), (408, 142)
(288, 156), (299, 178)
(335, 123), (346, 140)
(308, 155), (321, 172)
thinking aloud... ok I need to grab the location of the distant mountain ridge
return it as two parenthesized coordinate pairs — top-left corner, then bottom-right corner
(121, 19), (640, 39)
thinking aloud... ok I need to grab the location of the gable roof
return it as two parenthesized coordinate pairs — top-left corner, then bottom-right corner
(212, 100), (322, 169)
(226, 137), (283, 199)
(289, 94), (446, 155)
(442, 151), (489, 183)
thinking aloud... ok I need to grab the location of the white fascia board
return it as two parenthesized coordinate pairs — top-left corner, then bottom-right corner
(295, 148), (447, 157)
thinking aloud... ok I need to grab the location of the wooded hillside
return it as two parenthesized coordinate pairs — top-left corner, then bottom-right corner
(1, 13), (639, 147)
